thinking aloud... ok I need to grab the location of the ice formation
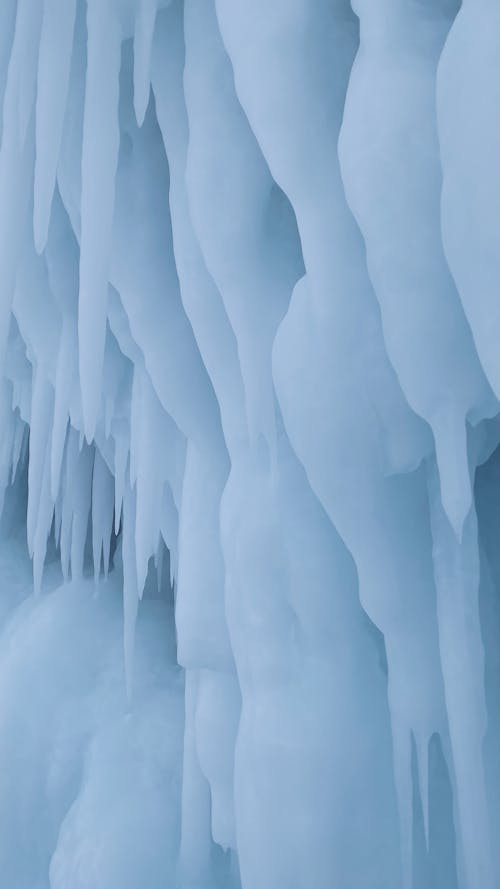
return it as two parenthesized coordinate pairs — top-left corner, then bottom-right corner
(0, 0), (498, 887)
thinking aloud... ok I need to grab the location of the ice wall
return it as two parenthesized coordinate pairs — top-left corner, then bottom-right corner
(0, 1), (498, 887)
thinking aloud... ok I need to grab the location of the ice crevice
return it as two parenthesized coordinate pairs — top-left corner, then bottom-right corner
(0, 1), (497, 888)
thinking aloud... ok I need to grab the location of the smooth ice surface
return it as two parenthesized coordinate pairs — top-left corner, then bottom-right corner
(0, 1), (498, 888)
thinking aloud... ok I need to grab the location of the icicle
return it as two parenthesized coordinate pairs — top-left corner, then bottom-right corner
(113, 420), (128, 535)
(129, 365), (142, 489)
(0, 2), (17, 149)
(33, 0), (77, 252)
(101, 329), (126, 441)
(44, 190), (80, 446)
(134, 369), (165, 597)
(390, 718), (413, 889)
(69, 441), (94, 580)
(50, 321), (77, 501)
(26, 369), (54, 559)
(53, 485), (62, 548)
(0, 49), (34, 381)
(159, 483), (178, 590)
(32, 446), (54, 594)
(79, 0), (121, 441)
(415, 732), (430, 850)
(428, 460), (494, 889)
(10, 413), (26, 483)
(122, 481), (139, 701)
(59, 427), (79, 581)
(91, 449), (114, 582)
(15, 0), (43, 147)
(133, 0), (157, 126)
(433, 411), (472, 541)
(0, 381), (16, 516)
(154, 534), (164, 594)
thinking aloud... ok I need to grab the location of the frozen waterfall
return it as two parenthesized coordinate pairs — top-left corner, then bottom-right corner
(0, 1), (498, 887)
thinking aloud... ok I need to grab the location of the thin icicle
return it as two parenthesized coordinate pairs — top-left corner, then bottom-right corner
(91, 448), (114, 582)
(59, 426), (79, 581)
(113, 420), (128, 535)
(428, 460), (494, 889)
(33, 0), (77, 252)
(133, 0), (157, 126)
(10, 412), (26, 483)
(26, 369), (54, 559)
(15, 0), (43, 147)
(69, 441), (94, 580)
(415, 732), (430, 850)
(50, 321), (77, 501)
(79, 0), (121, 440)
(122, 481), (139, 701)
(32, 445), (54, 594)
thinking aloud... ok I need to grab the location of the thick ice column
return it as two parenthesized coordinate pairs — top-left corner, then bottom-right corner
(56, 0), (86, 242)
(215, 5), (448, 886)
(151, 0), (247, 456)
(45, 194), (80, 501)
(129, 366), (184, 597)
(0, 1), (17, 147)
(475, 444), (500, 886)
(178, 671), (214, 887)
(219, 436), (403, 889)
(184, 0), (302, 453)
(428, 463), (494, 889)
(12, 243), (62, 591)
(33, 0), (77, 252)
(176, 442), (232, 674)
(111, 65), (226, 473)
(79, 0), (121, 441)
(0, 2), (38, 382)
(133, 0), (158, 126)
(339, 0), (496, 538)
(121, 481), (139, 700)
(437, 1), (500, 402)
(91, 449), (114, 580)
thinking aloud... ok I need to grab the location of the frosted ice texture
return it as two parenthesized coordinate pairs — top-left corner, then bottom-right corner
(0, 1), (497, 887)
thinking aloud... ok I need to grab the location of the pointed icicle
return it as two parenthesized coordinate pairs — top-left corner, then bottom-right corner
(15, 0), (43, 148)
(122, 481), (139, 702)
(391, 719), (413, 889)
(45, 194), (79, 500)
(428, 460), (494, 889)
(113, 421), (128, 534)
(135, 371), (164, 597)
(27, 369), (54, 559)
(0, 31), (35, 381)
(10, 414), (26, 483)
(92, 448), (114, 582)
(129, 365), (142, 489)
(155, 535), (164, 594)
(79, 0), (121, 441)
(33, 446), (54, 595)
(160, 482), (178, 585)
(50, 317), (78, 502)
(433, 411), (472, 541)
(102, 329), (125, 441)
(59, 427), (79, 580)
(34, 0), (77, 252)
(0, 381), (15, 516)
(0, 1), (17, 151)
(54, 486), (62, 548)
(415, 733), (430, 850)
(70, 441), (94, 580)
(133, 0), (157, 126)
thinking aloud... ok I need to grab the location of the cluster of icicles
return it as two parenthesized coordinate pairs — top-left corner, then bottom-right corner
(1, 0), (500, 887)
